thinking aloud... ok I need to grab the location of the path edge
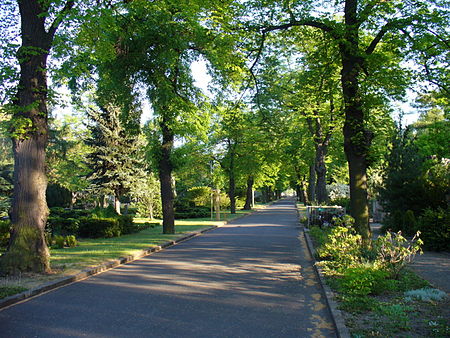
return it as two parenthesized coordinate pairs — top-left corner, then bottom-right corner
(0, 210), (257, 311)
(297, 203), (351, 338)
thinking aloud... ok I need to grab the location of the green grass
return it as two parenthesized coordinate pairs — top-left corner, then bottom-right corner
(0, 286), (27, 299)
(50, 212), (250, 272)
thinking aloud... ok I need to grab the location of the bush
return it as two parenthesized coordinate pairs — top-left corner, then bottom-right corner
(90, 205), (119, 219)
(0, 220), (11, 248)
(47, 217), (79, 236)
(416, 207), (450, 251)
(118, 215), (138, 235)
(339, 266), (389, 296)
(46, 183), (72, 208)
(174, 206), (210, 219)
(65, 235), (77, 248)
(53, 235), (66, 249)
(317, 226), (363, 271)
(78, 217), (121, 238)
(374, 231), (423, 279)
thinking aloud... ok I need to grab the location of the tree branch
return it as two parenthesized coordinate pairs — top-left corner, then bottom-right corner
(47, 0), (75, 39)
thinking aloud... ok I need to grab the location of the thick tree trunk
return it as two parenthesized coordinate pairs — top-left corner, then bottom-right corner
(243, 176), (254, 210)
(315, 144), (329, 204)
(340, 0), (372, 240)
(159, 121), (175, 234)
(0, 1), (60, 274)
(308, 164), (316, 204)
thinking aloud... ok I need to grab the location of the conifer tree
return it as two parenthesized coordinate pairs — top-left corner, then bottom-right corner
(85, 104), (145, 214)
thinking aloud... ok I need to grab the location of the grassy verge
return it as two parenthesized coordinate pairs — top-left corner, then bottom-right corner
(0, 211), (252, 299)
(306, 223), (450, 337)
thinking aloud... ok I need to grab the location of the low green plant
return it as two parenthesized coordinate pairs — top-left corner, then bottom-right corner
(53, 235), (65, 249)
(374, 231), (423, 279)
(338, 294), (379, 313)
(404, 288), (447, 302)
(375, 303), (413, 331)
(65, 235), (77, 248)
(0, 286), (27, 299)
(339, 266), (389, 296)
(317, 226), (363, 270)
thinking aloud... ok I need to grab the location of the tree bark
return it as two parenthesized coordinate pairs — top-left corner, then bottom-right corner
(243, 176), (254, 210)
(315, 143), (329, 204)
(227, 142), (236, 214)
(308, 164), (316, 204)
(339, 0), (372, 240)
(0, 0), (64, 274)
(158, 120), (175, 234)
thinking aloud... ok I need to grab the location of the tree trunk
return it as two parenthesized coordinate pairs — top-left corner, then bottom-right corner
(308, 164), (316, 204)
(243, 176), (254, 210)
(340, 0), (372, 240)
(315, 143), (329, 204)
(158, 120), (175, 234)
(114, 195), (121, 215)
(0, 1), (59, 274)
(229, 172), (236, 214)
(227, 144), (236, 214)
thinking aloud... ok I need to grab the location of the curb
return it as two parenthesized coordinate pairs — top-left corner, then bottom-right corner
(0, 210), (257, 311)
(303, 228), (351, 338)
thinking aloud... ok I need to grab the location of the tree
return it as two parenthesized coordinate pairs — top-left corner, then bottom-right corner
(1, 0), (74, 274)
(246, 0), (449, 240)
(85, 104), (145, 214)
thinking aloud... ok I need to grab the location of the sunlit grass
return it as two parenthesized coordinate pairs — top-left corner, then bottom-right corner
(50, 211), (253, 273)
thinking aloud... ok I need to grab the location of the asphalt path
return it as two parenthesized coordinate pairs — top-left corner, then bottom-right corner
(0, 199), (336, 337)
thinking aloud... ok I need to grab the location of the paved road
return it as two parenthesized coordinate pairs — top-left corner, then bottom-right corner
(0, 199), (336, 337)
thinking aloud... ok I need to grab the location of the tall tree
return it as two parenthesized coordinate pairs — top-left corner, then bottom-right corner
(247, 0), (448, 239)
(1, 0), (74, 274)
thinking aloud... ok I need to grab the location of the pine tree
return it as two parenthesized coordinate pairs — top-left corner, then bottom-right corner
(85, 104), (145, 214)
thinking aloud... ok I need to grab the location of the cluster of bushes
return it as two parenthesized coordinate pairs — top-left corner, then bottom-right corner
(47, 206), (157, 242)
(0, 220), (10, 249)
(309, 222), (426, 313)
(379, 126), (449, 252)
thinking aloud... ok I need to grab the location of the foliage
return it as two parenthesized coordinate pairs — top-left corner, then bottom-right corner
(53, 235), (66, 249)
(65, 235), (77, 248)
(85, 105), (146, 203)
(416, 207), (450, 252)
(316, 226), (363, 271)
(0, 286), (27, 300)
(77, 218), (121, 239)
(46, 183), (72, 208)
(47, 217), (79, 237)
(0, 220), (10, 248)
(339, 266), (389, 297)
(374, 231), (423, 279)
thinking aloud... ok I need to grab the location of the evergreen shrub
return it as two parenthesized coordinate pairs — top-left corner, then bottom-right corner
(78, 217), (121, 238)
(0, 220), (10, 248)
(47, 217), (79, 236)
(417, 207), (450, 251)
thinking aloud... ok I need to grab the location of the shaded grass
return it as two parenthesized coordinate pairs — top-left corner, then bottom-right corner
(0, 286), (27, 299)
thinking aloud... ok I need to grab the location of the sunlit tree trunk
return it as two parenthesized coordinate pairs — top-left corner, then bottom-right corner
(0, 0), (67, 274)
